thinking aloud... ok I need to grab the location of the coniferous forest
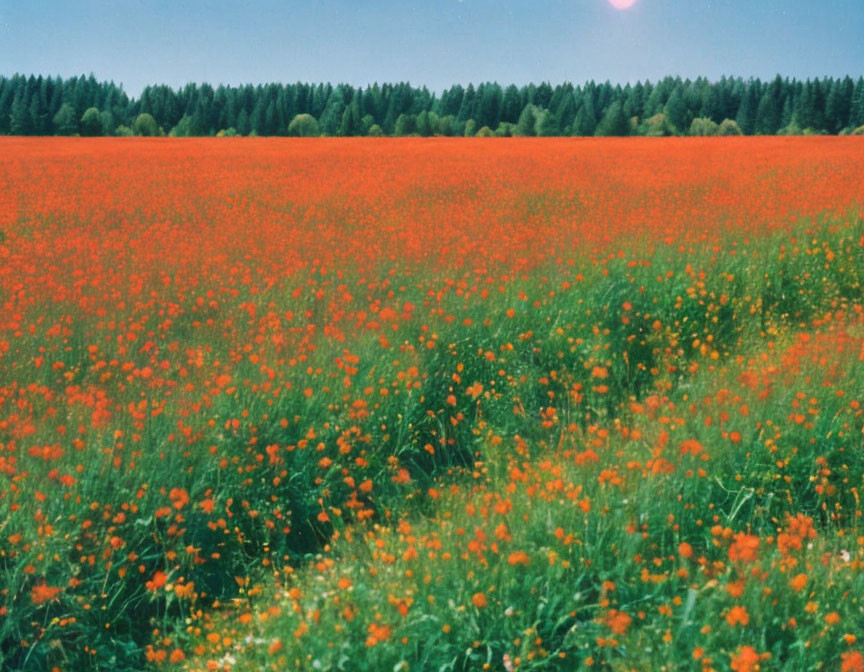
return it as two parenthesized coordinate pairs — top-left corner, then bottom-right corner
(2, 73), (864, 137)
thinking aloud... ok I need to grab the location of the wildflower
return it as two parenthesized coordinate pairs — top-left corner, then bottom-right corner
(731, 646), (768, 672)
(729, 533), (760, 564)
(146, 571), (168, 591)
(604, 609), (632, 635)
(789, 573), (808, 592)
(726, 605), (750, 627)
(31, 584), (62, 605)
(841, 651), (864, 672)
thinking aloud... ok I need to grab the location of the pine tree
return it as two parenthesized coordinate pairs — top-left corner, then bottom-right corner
(10, 91), (33, 135)
(850, 78), (864, 129)
(573, 96), (597, 136)
(338, 100), (361, 137)
(663, 87), (688, 133)
(825, 77), (854, 133)
(501, 85), (522, 123)
(755, 90), (781, 134)
(596, 101), (629, 136)
(736, 84), (759, 135)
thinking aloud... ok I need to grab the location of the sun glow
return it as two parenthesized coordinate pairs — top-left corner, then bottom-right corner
(608, 0), (637, 9)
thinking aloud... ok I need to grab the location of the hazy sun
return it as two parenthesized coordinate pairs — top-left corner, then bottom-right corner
(608, 0), (637, 9)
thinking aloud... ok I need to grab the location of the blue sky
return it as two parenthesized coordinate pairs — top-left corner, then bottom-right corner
(1, 0), (862, 95)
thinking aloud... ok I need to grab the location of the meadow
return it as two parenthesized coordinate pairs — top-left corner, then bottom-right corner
(1, 137), (864, 671)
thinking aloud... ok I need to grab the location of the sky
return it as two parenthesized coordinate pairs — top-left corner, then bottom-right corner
(1, 0), (862, 97)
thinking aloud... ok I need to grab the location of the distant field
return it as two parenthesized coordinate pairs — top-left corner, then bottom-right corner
(2, 138), (864, 671)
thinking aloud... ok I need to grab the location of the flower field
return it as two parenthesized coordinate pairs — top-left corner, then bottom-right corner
(2, 137), (864, 671)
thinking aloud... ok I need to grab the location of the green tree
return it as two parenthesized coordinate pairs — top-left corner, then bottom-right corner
(132, 113), (161, 136)
(99, 110), (116, 136)
(717, 119), (743, 136)
(360, 114), (376, 135)
(572, 97), (597, 136)
(52, 103), (78, 135)
(287, 113), (320, 137)
(476, 84), (502, 129)
(689, 117), (719, 136)
(825, 77), (854, 133)
(735, 85), (759, 135)
(536, 110), (561, 136)
(755, 90), (781, 134)
(501, 84), (522, 123)
(10, 92), (33, 135)
(416, 110), (433, 137)
(318, 95), (344, 135)
(169, 115), (196, 137)
(595, 101), (629, 136)
(850, 78), (864, 128)
(436, 115), (456, 137)
(516, 104), (538, 136)
(663, 88), (688, 132)
(394, 113), (417, 136)
(641, 113), (673, 137)
(236, 109), (251, 136)
(79, 107), (103, 136)
(338, 101), (361, 136)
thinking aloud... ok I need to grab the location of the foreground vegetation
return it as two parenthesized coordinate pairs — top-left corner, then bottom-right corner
(2, 138), (864, 670)
(182, 216), (864, 672)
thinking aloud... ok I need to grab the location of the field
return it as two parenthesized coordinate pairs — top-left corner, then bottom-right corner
(2, 137), (864, 671)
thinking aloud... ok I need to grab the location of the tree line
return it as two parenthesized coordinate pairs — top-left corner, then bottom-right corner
(2, 73), (864, 137)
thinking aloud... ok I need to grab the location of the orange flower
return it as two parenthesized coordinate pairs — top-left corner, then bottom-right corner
(466, 382), (484, 399)
(146, 570), (168, 591)
(590, 366), (608, 379)
(678, 542), (693, 559)
(604, 609), (632, 635)
(728, 532), (760, 564)
(31, 583), (62, 605)
(472, 592), (488, 608)
(365, 623), (391, 647)
(679, 439), (703, 455)
(726, 605), (750, 627)
(507, 551), (531, 566)
(731, 646), (767, 672)
(842, 651), (864, 672)
(789, 573), (808, 592)
(199, 498), (215, 514)
(169, 487), (189, 510)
